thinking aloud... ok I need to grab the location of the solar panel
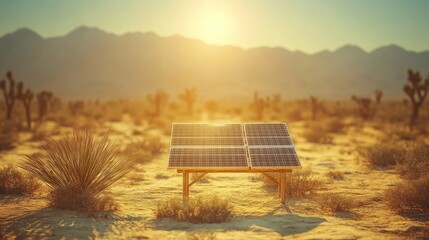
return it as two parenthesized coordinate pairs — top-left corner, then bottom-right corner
(247, 137), (293, 146)
(171, 137), (245, 146)
(245, 123), (289, 137)
(172, 123), (243, 137)
(169, 154), (248, 168)
(168, 123), (301, 169)
(250, 154), (301, 167)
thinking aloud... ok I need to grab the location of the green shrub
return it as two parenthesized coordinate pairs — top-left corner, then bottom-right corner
(21, 128), (138, 211)
(385, 174), (429, 214)
(155, 196), (233, 223)
(0, 165), (41, 195)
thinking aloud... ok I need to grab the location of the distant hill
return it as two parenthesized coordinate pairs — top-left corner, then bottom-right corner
(0, 26), (428, 99)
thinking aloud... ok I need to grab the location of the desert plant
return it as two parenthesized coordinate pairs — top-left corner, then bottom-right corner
(396, 142), (429, 180)
(270, 94), (282, 111)
(37, 91), (53, 120)
(317, 192), (357, 213)
(179, 88), (197, 115)
(302, 123), (333, 143)
(155, 196), (233, 223)
(0, 71), (19, 120)
(403, 69), (429, 129)
(0, 121), (18, 151)
(147, 90), (169, 116)
(357, 141), (406, 169)
(68, 100), (84, 116)
(309, 96), (324, 121)
(385, 174), (429, 214)
(262, 169), (324, 197)
(250, 92), (269, 120)
(125, 136), (166, 163)
(351, 90), (383, 120)
(17, 82), (34, 129)
(20, 128), (138, 211)
(0, 165), (41, 195)
(326, 171), (345, 181)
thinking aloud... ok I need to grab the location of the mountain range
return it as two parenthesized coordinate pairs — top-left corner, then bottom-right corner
(1, 26), (428, 99)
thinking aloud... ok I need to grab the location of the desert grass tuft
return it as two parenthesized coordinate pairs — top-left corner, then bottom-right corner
(326, 171), (345, 181)
(20, 127), (138, 211)
(385, 174), (429, 214)
(0, 165), (41, 195)
(125, 135), (166, 163)
(155, 196), (233, 223)
(357, 141), (406, 169)
(317, 192), (357, 213)
(396, 142), (429, 180)
(262, 169), (324, 197)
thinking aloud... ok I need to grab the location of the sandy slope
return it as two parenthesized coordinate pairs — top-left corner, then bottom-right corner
(0, 121), (428, 240)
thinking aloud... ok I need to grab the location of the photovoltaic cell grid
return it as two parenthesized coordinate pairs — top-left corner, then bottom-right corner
(244, 123), (301, 168)
(169, 124), (248, 169)
(168, 123), (301, 169)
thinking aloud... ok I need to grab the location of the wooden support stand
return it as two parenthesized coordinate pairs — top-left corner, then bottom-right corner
(178, 169), (292, 204)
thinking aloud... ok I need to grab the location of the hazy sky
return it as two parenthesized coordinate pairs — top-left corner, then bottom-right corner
(1, 0), (428, 53)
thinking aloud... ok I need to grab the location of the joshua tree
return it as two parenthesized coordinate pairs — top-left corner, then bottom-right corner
(17, 83), (34, 129)
(68, 101), (84, 116)
(251, 92), (269, 120)
(147, 90), (169, 116)
(270, 94), (282, 112)
(37, 91), (53, 120)
(309, 96), (324, 121)
(0, 71), (19, 120)
(403, 69), (429, 128)
(179, 88), (197, 115)
(351, 90), (383, 120)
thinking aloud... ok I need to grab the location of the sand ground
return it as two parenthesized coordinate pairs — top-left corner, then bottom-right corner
(0, 120), (428, 240)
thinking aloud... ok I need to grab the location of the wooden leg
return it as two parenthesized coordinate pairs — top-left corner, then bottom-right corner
(277, 173), (281, 198)
(183, 171), (189, 198)
(280, 172), (286, 204)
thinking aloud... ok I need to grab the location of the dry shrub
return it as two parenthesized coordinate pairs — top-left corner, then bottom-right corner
(0, 121), (18, 151)
(262, 169), (324, 197)
(21, 128), (138, 212)
(155, 196), (233, 223)
(302, 124), (333, 143)
(317, 192), (357, 212)
(326, 171), (345, 181)
(397, 142), (429, 180)
(0, 165), (41, 195)
(385, 174), (429, 214)
(125, 135), (166, 163)
(155, 173), (170, 179)
(357, 142), (406, 169)
(50, 185), (118, 211)
(324, 118), (345, 133)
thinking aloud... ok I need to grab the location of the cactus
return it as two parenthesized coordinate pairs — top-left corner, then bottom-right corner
(403, 69), (429, 128)
(17, 83), (34, 129)
(179, 88), (197, 115)
(351, 90), (383, 120)
(309, 96), (324, 121)
(37, 91), (53, 120)
(251, 92), (269, 120)
(147, 90), (169, 116)
(0, 71), (19, 120)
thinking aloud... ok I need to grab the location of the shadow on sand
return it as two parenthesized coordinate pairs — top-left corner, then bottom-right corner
(0, 208), (144, 239)
(154, 213), (325, 237)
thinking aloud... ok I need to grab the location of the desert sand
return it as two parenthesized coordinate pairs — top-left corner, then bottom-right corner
(0, 119), (428, 240)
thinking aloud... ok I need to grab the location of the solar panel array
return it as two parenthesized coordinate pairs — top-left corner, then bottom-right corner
(168, 123), (301, 169)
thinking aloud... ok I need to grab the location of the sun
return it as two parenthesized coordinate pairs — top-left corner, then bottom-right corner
(186, 3), (233, 45)
(197, 10), (231, 44)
